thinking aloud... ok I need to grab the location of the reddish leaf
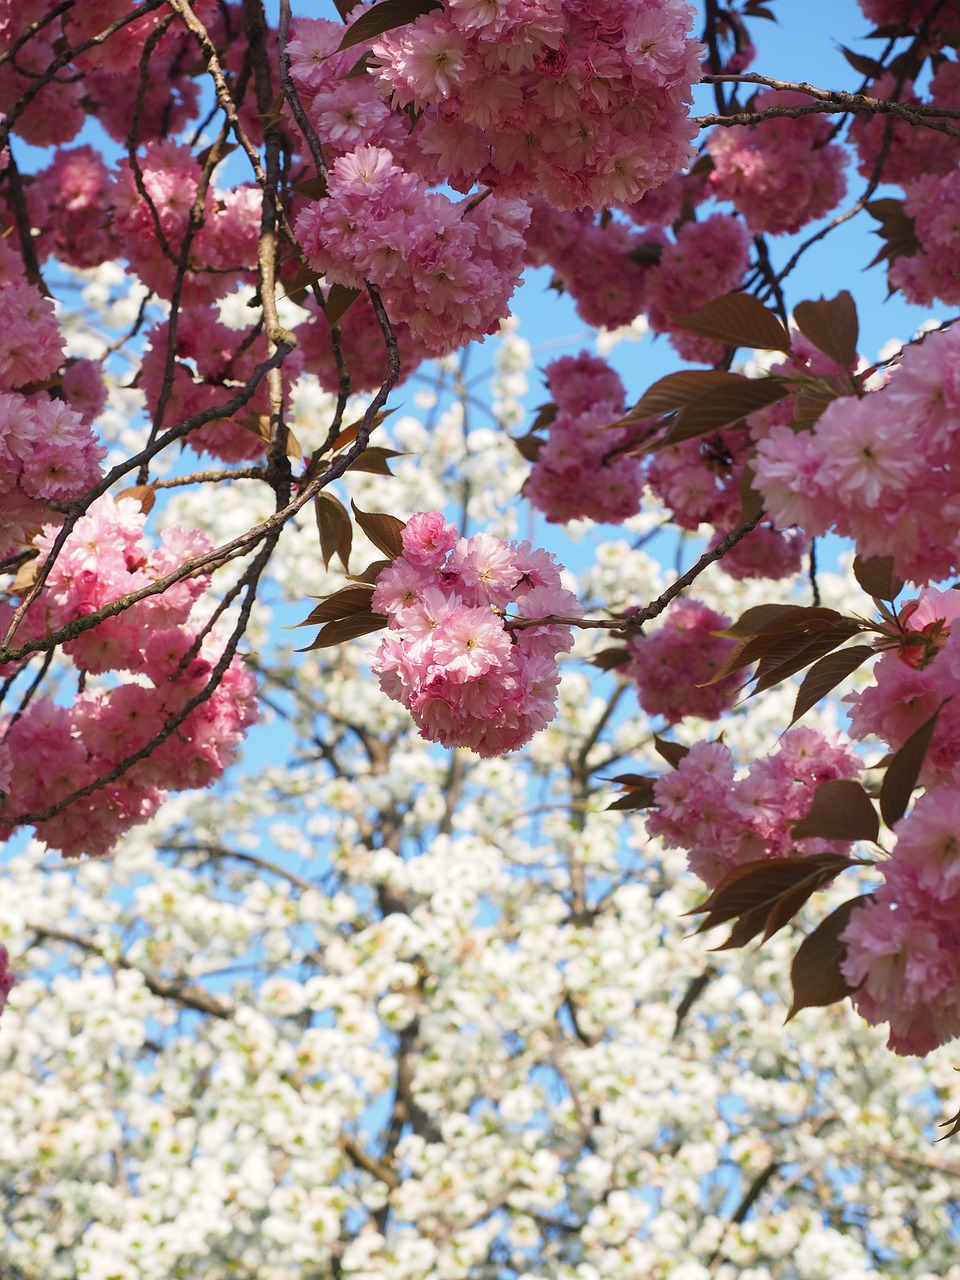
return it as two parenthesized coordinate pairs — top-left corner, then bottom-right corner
(293, 583), (374, 628)
(671, 291), (791, 354)
(791, 644), (876, 724)
(716, 603), (800, 638)
(336, 0), (441, 50)
(324, 283), (361, 327)
(293, 176), (328, 202)
(512, 433), (545, 463)
(791, 779), (880, 844)
(793, 292), (859, 371)
(332, 408), (392, 452)
(591, 646), (630, 670)
(839, 44), (885, 77)
(314, 492), (353, 571)
(529, 402), (557, 433)
(787, 896), (864, 1019)
(689, 853), (857, 950)
(662, 378), (789, 445)
(735, 464), (764, 531)
(343, 446), (403, 475)
(351, 502), (405, 560)
(865, 199), (919, 270)
(880, 702), (946, 829)
(282, 262), (324, 304)
(116, 483), (156, 514)
(622, 370), (740, 422)
(298, 610), (388, 650)
(654, 735), (689, 768)
(853, 554), (904, 602)
(348, 558), (392, 585)
(751, 620), (866, 695)
(605, 774), (656, 811)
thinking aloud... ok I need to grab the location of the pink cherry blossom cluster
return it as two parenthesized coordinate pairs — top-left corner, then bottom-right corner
(523, 197), (665, 330)
(842, 787), (960, 1056)
(523, 202), (749, 363)
(139, 305), (304, 462)
(0, 496), (257, 857)
(849, 62), (960, 187)
(706, 89), (848, 236)
(846, 589), (960, 788)
(370, 511), (582, 756)
(647, 729), (862, 889)
(295, 146), (530, 356)
(839, 588), (960, 1055)
(623, 598), (742, 724)
(525, 352), (644, 524)
(887, 168), (960, 307)
(112, 141), (261, 306)
(752, 324), (960, 584)
(644, 428), (803, 582)
(0, 270), (105, 562)
(371, 0), (702, 211)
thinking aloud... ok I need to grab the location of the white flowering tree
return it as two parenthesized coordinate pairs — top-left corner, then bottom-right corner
(1, 340), (960, 1278)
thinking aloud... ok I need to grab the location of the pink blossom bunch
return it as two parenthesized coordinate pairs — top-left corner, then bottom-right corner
(856, 0), (959, 39)
(706, 90), (848, 236)
(27, 146), (116, 270)
(888, 168), (960, 307)
(285, 16), (410, 160)
(112, 142), (261, 305)
(849, 63), (960, 186)
(371, 0), (702, 211)
(624, 598), (743, 723)
(846, 590), (960, 788)
(293, 291), (427, 395)
(753, 325), (960, 584)
(647, 729), (862, 888)
(842, 787), (960, 1055)
(0, 277), (105, 560)
(642, 213), (751, 362)
(525, 352), (643, 524)
(0, 495), (257, 857)
(295, 146), (530, 356)
(523, 198), (665, 329)
(140, 306), (303, 461)
(369, 511), (582, 756)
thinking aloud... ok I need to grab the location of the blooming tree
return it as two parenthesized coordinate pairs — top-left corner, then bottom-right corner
(2, 0), (960, 1164)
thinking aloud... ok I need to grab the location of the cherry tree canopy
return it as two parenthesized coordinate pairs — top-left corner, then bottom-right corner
(4, 0), (960, 1269)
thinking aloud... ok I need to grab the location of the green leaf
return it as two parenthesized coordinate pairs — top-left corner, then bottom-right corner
(879, 702), (946, 829)
(791, 644), (876, 724)
(314, 492), (353, 571)
(671, 291), (792, 354)
(787, 896), (864, 1019)
(853, 554), (904, 602)
(336, 0), (442, 51)
(791, 779), (880, 844)
(793, 292), (859, 370)
(351, 502), (405, 560)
